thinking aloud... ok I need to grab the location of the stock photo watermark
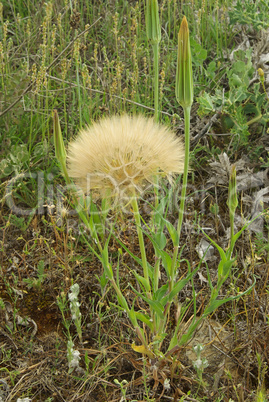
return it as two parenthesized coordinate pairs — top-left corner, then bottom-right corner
(4, 170), (268, 235)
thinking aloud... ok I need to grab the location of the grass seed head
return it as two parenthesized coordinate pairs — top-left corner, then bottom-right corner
(67, 115), (184, 206)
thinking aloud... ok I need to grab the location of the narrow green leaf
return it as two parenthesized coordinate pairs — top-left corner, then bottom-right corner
(135, 312), (154, 331)
(200, 227), (227, 262)
(154, 283), (169, 302)
(165, 219), (179, 246)
(114, 236), (153, 279)
(131, 270), (151, 293)
(163, 265), (200, 304)
(129, 283), (164, 318)
(204, 275), (256, 316)
(154, 231), (167, 250)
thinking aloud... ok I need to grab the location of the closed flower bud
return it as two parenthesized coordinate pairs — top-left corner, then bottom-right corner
(53, 109), (70, 182)
(146, 0), (161, 44)
(176, 16), (193, 110)
(258, 68), (264, 78)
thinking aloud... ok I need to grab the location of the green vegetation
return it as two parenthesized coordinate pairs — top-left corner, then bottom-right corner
(0, 0), (268, 401)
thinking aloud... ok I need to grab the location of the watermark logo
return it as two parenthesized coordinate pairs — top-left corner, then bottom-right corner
(4, 170), (268, 236)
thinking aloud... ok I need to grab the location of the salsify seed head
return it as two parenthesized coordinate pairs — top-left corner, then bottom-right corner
(67, 114), (185, 206)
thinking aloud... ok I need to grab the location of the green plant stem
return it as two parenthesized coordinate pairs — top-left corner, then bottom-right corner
(71, 193), (103, 255)
(110, 278), (147, 347)
(152, 42), (159, 122)
(76, 60), (82, 129)
(63, 82), (68, 136)
(29, 105), (34, 153)
(153, 258), (160, 293)
(60, 161), (71, 186)
(169, 106), (191, 287)
(228, 213), (235, 260)
(131, 196), (150, 292)
(177, 106), (191, 240)
(158, 106), (191, 341)
(247, 113), (262, 126)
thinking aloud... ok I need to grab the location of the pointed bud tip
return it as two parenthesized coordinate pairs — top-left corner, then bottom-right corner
(176, 15), (193, 109)
(231, 164), (236, 176)
(53, 109), (59, 121)
(180, 16), (189, 32)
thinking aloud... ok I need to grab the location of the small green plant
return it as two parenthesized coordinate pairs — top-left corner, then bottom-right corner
(3, 274), (21, 333)
(56, 291), (71, 338)
(0, 298), (5, 310)
(255, 352), (268, 401)
(192, 344), (209, 389)
(68, 283), (82, 342)
(66, 339), (81, 374)
(0, 144), (30, 179)
(5, 214), (32, 232)
(229, 0), (269, 30)
(57, 284), (82, 373)
(114, 379), (129, 402)
(23, 260), (46, 290)
(198, 49), (268, 150)
(254, 231), (269, 262)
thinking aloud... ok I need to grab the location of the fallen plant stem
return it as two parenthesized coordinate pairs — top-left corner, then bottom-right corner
(46, 75), (174, 116)
(191, 110), (221, 145)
